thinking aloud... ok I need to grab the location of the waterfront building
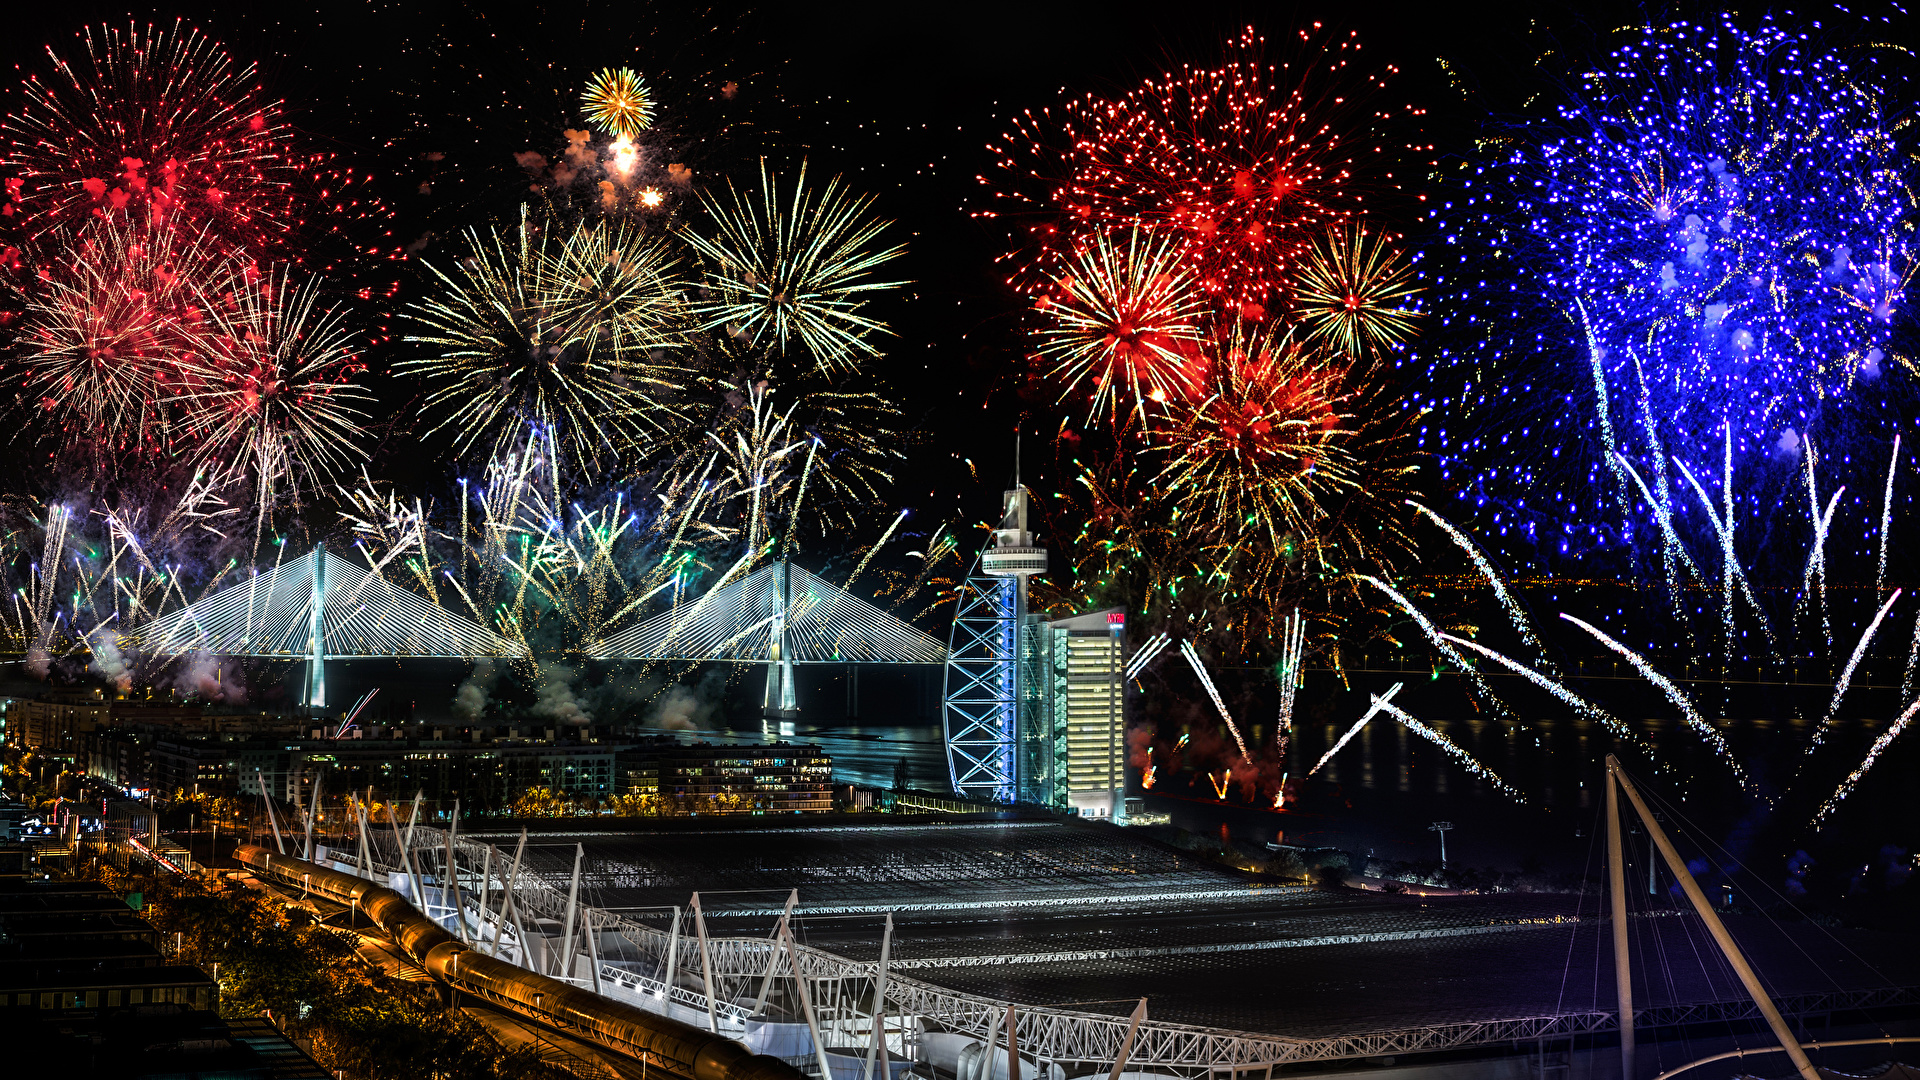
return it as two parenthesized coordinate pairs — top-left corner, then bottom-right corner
(617, 740), (834, 813)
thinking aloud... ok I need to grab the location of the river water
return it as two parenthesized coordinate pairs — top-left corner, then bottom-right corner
(629, 660), (1920, 888)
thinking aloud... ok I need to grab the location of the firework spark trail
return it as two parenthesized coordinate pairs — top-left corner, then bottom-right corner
(1276, 608), (1305, 742)
(29, 506), (72, 668)
(1409, 501), (1541, 657)
(1798, 437), (1842, 640)
(1371, 698), (1527, 804)
(1812, 695), (1920, 827)
(1616, 453), (1703, 590)
(1558, 612), (1746, 788)
(1673, 453), (1771, 645)
(1359, 574), (1513, 713)
(1273, 610), (1306, 803)
(779, 439), (818, 555)
(1905, 613), (1920, 705)
(1722, 422), (1737, 646)
(1627, 351), (1696, 604)
(844, 508), (909, 592)
(1809, 483), (1844, 639)
(1576, 300), (1630, 516)
(1124, 631), (1170, 680)
(1181, 639), (1249, 760)
(1881, 436), (1902, 599)
(1309, 682), (1402, 777)
(1437, 632), (1649, 752)
(1803, 588), (1903, 759)
(1208, 772), (1232, 800)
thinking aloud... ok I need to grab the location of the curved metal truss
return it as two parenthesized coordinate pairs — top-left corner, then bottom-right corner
(942, 574), (1017, 801)
(591, 560), (945, 664)
(307, 825), (1919, 1077)
(124, 545), (525, 661)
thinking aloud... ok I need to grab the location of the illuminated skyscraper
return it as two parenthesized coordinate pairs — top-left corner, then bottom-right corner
(943, 481), (1045, 802)
(944, 474), (1129, 816)
(1044, 610), (1128, 819)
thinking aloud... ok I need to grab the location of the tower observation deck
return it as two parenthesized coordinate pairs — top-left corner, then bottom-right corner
(943, 475), (1131, 815)
(942, 482), (1046, 802)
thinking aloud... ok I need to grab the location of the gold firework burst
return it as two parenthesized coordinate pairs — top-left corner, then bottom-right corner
(583, 67), (654, 140)
(1033, 227), (1209, 424)
(1293, 224), (1420, 356)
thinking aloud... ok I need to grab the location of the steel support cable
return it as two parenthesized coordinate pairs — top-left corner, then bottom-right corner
(1635, 780), (1902, 1053)
(1553, 800), (1602, 1025)
(1647, 783), (1900, 1002)
(596, 562), (943, 662)
(127, 548), (522, 658)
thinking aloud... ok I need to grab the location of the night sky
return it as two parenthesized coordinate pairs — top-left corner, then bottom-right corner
(0, 0), (1583, 543)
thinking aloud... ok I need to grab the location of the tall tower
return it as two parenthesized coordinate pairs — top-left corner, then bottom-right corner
(980, 483), (1049, 603)
(943, 476), (1047, 803)
(305, 542), (328, 711)
(764, 561), (799, 719)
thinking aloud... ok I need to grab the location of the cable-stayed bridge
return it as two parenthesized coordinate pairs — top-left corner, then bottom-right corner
(590, 560), (945, 716)
(124, 544), (526, 708)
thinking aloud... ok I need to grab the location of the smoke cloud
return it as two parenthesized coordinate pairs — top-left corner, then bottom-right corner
(647, 684), (713, 730)
(87, 629), (131, 692)
(532, 664), (592, 725)
(453, 658), (499, 722)
(177, 651), (247, 703)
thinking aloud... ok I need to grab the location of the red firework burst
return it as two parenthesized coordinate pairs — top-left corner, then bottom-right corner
(1, 21), (297, 252)
(986, 24), (1413, 315)
(1031, 227), (1209, 423)
(0, 21), (401, 289)
(13, 216), (231, 466)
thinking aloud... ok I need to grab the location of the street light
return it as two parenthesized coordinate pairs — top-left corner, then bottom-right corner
(1429, 821), (1455, 868)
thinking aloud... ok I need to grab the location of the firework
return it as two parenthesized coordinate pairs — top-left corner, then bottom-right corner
(1372, 697), (1526, 804)
(1125, 630), (1171, 679)
(667, 377), (902, 552)
(681, 160), (905, 373)
(1293, 224), (1419, 356)
(171, 267), (372, 541)
(986, 25), (1409, 313)
(1423, 15), (1917, 558)
(1151, 325), (1350, 545)
(583, 68), (655, 140)
(1032, 228), (1208, 423)
(12, 217), (227, 471)
(1181, 639), (1249, 760)
(402, 209), (689, 470)
(1, 20), (296, 249)
(1812, 696), (1920, 827)
(1309, 681), (1400, 776)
